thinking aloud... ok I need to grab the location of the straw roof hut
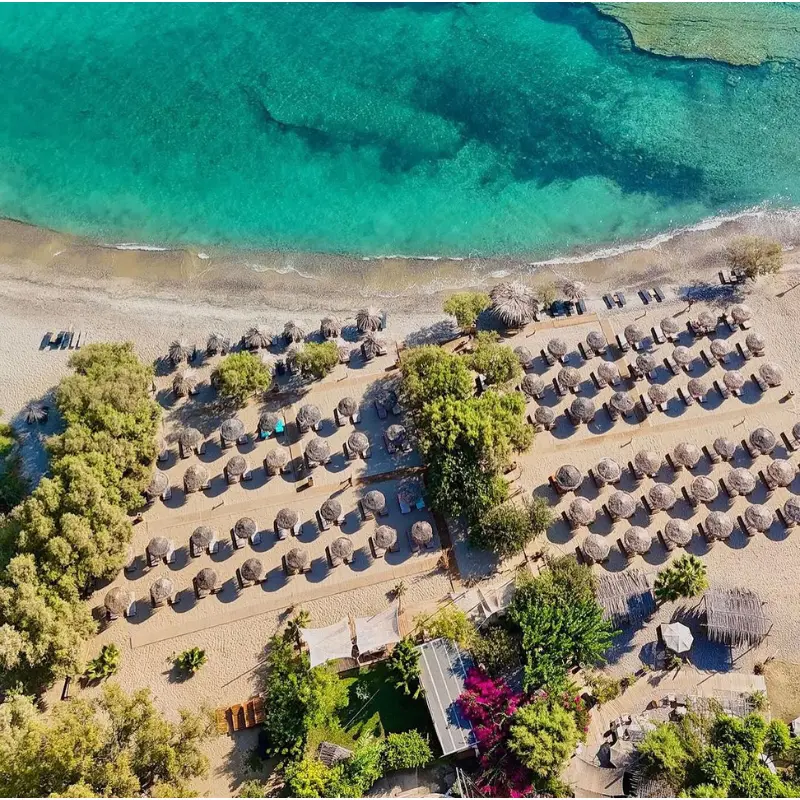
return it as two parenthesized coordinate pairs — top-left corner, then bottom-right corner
(147, 536), (171, 560)
(623, 526), (652, 555)
(196, 567), (218, 593)
(558, 366), (581, 389)
(243, 326), (271, 350)
(534, 406), (555, 427)
(696, 310), (717, 333)
(145, 469), (169, 499)
(285, 343), (304, 371)
(23, 402), (48, 424)
(723, 370), (746, 391)
(555, 464), (583, 492)
(284, 320), (307, 343)
(221, 417), (245, 445)
(179, 427), (203, 454)
(691, 476), (718, 504)
(705, 511), (734, 541)
(386, 424), (407, 445)
(636, 353), (657, 374)
(728, 467), (756, 496)
(581, 534), (610, 564)
(649, 483), (677, 511)
(710, 339), (730, 360)
(563, 280), (587, 301)
(624, 324), (645, 346)
(363, 490), (387, 514)
(759, 362), (784, 387)
(687, 378), (709, 399)
(596, 570), (656, 626)
(286, 547), (310, 573)
(150, 577), (174, 606)
(276, 508), (299, 531)
(172, 370), (198, 398)
(567, 497), (595, 527)
(674, 442), (702, 469)
(259, 411), (281, 434)
(610, 391), (635, 415)
(750, 427), (777, 454)
(411, 521), (434, 547)
(608, 491), (636, 519)
(514, 346), (533, 367)
(586, 330), (607, 353)
(595, 457), (622, 485)
(225, 454), (248, 479)
(547, 337), (568, 359)
(190, 525), (216, 552)
(105, 587), (133, 617)
(521, 374), (545, 398)
(337, 396), (358, 417)
(183, 464), (209, 494)
(570, 397), (596, 423)
(714, 437), (737, 460)
(168, 340), (191, 365)
(265, 447), (288, 473)
(489, 282), (536, 327)
(375, 525), (398, 550)
(234, 517), (257, 541)
(241, 558), (265, 583)
(361, 333), (386, 361)
(297, 404), (322, 429)
(767, 459), (795, 488)
(746, 332), (766, 354)
(745, 504), (774, 532)
(704, 588), (770, 647)
(330, 536), (354, 563)
(784, 496), (800, 525)
(664, 519), (693, 548)
(731, 304), (752, 324)
(206, 332), (230, 355)
(348, 431), (370, 455)
(672, 346), (693, 366)
(356, 307), (383, 333)
(648, 384), (670, 405)
(635, 450), (662, 477)
(306, 437), (331, 465)
(320, 499), (343, 523)
(660, 317), (680, 336)
(320, 316), (341, 339)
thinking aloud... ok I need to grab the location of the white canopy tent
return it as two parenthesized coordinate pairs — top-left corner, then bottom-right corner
(301, 618), (354, 667)
(354, 606), (401, 655)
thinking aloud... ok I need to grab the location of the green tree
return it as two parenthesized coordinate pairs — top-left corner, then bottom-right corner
(765, 719), (791, 760)
(281, 757), (340, 798)
(467, 332), (522, 386)
(471, 496), (552, 559)
(388, 638), (422, 699)
(382, 731), (433, 771)
(174, 647), (207, 676)
(443, 291), (490, 333)
(414, 606), (476, 648)
(537, 282), (557, 308)
(655, 554), (709, 603)
(85, 643), (121, 681)
(399, 346), (474, 412)
(238, 779), (266, 798)
(725, 236), (783, 279)
(213, 352), (273, 404)
(588, 673), (621, 705)
(471, 624), (522, 678)
(637, 723), (690, 781)
(296, 342), (340, 380)
(508, 701), (580, 781)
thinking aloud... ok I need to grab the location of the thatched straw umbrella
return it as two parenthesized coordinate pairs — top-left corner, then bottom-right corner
(285, 343), (304, 372)
(608, 491), (636, 520)
(648, 384), (670, 406)
(361, 333), (386, 361)
(570, 397), (596, 424)
(597, 361), (620, 385)
(514, 346), (533, 368)
(147, 536), (171, 562)
(581, 534), (610, 564)
(595, 458), (622, 486)
(586, 330), (607, 354)
(745, 504), (774, 533)
(286, 547), (310, 574)
(555, 464), (583, 493)
(750, 427), (777, 454)
(338, 343), (352, 364)
(660, 317), (680, 337)
(411, 520), (434, 548)
(105, 587), (133, 618)
(705, 511), (733, 541)
(746, 332), (766, 355)
(547, 337), (568, 359)
(521, 374), (546, 398)
(225, 455), (248, 482)
(623, 526), (652, 555)
(489, 282), (536, 328)
(241, 558), (265, 583)
(259, 411), (281, 436)
(784, 496), (800, 526)
(730, 304), (752, 324)
(183, 465), (209, 494)
(168, 340), (191, 365)
(687, 378), (709, 400)
(558, 366), (581, 390)
(567, 497), (595, 528)
(150, 577), (174, 607)
(234, 517), (257, 542)
(634, 450), (662, 477)
(690, 476), (718, 504)
(283, 320), (307, 343)
(320, 499), (343, 523)
(363, 490), (387, 515)
(145, 469), (169, 500)
(649, 483), (677, 511)
(264, 447), (288, 475)
(196, 567), (218, 594)
(337, 396), (358, 418)
(534, 406), (555, 428)
(724, 370), (746, 392)
(206, 332), (230, 355)
(636, 353), (657, 375)
(664, 519), (693, 549)
(356, 307), (383, 333)
(330, 536), (354, 564)
(759, 362), (784, 387)
(386, 424), (407, 446)
(710, 339), (730, 361)
(172, 370), (198, 398)
(220, 417), (245, 446)
(305, 437), (331, 465)
(276, 508), (300, 532)
(348, 431), (370, 456)
(728, 468), (756, 496)
(674, 442), (702, 469)
(23, 402), (48, 424)
(563, 280), (587, 301)
(767, 459), (795, 488)
(624, 324), (645, 346)
(178, 427), (203, 457)
(243, 326), (271, 350)
(297, 404), (322, 430)
(672, 346), (693, 367)
(190, 526), (216, 557)
(714, 437), (737, 461)
(320, 316), (341, 339)
(375, 525), (398, 551)
(610, 391), (635, 416)
(696, 310), (717, 334)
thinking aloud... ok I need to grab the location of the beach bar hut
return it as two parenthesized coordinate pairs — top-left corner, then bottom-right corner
(104, 587), (134, 620)
(705, 588), (771, 647)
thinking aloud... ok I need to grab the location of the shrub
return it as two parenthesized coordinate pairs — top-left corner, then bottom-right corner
(536, 282), (557, 308)
(467, 332), (522, 386)
(414, 606), (476, 648)
(508, 700), (580, 780)
(750, 690), (769, 712)
(238, 780), (266, 798)
(654, 554), (708, 603)
(725, 236), (782, 279)
(589, 673), (621, 705)
(471, 496), (552, 559)
(443, 291), (490, 332)
(388, 638), (422, 699)
(471, 624), (523, 678)
(212, 352), (273, 404)
(84, 643), (121, 680)
(295, 341), (339, 379)
(382, 731), (433, 771)
(764, 719), (791, 760)
(637, 723), (689, 779)
(175, 647), (207, 676)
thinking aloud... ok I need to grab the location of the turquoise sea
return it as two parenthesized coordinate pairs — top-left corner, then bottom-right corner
(1, 2), (800, 258)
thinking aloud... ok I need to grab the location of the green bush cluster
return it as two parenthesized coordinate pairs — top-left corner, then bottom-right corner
(442, 291), (490, 332)
(295, 341), (340, 379)
(213, 351), (273, 404)
(469, 496), (553, 559)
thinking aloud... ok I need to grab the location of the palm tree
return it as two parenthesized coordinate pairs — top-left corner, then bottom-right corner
(563, 280), (587, 302)
(85, 643), (121, 680)
(168, 340), (191, 366)
(654, 554), (708, 603)
(388, 638), (422, 699)
(285, 609), (311, 645)
(392, 581), (407, 615)
(175, 647), (207, 676)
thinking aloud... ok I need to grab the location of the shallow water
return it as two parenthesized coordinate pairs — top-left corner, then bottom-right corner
(0, 3), (800, 257)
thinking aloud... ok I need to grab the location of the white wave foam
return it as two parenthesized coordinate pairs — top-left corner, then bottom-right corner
(105, 242), (173, 252)
(244, 262), (317, 280)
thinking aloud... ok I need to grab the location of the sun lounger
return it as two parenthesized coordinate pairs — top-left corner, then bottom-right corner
(676, 387), (693, 406)
(604, 401), (619, 422)
(40, 331), (52, 349)
(714, 379), (729, 400)
(700, 349), (714, 368)
(641, 496), (654, 516)
(615, 334), (630, 354)
(719, 270), (731, 285)
(782, 431), (799, 453)
(651, 326), (666, 345)
(777, 507), (791, 529)
(752, 373), (768, 392)
(603, 294), (614, 309)
(638, 289), (651, 305)
(374, 399), (388, 420)
(737, 342), (752, 361)
(615, 292), (626, 307)
(578, 342), (590, 361)
(553, 377), (567, 397)
(653, 286), (665, 303)
(640, 393), (654, 415)
(576, 299), (587, 315)
(703, 444), (720, 465)
(737, 515), (757, 537)
(540, 348), (556, 366)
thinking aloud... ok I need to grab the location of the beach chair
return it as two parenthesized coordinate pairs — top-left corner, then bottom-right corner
(578, 342), (590, 361)
(553, 377), (567, 397)
(576, 299), (587, 315)
(700, 349), (714, 368)
(638, 289), (651, 305)
(374, 399), (388, 420)
(603, 294), (614, 309)
(737, 342), (752, 361)
(703, 444), (720, 465)
(776, 507), (791, 529)
(653, 286), (665, 303)
(615, 334), (630, 354)
(40, 331), (52, 349)
(640, 393), (654, 415)
(752, 373), (768, 393)
(616, 292), (626, 307)
(782, 431), (799, 453)
(677, 387), (693, 407)
(737, 515), (758, 538)
(651, 326), (666, 345)
(719, 270), (731, 285)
